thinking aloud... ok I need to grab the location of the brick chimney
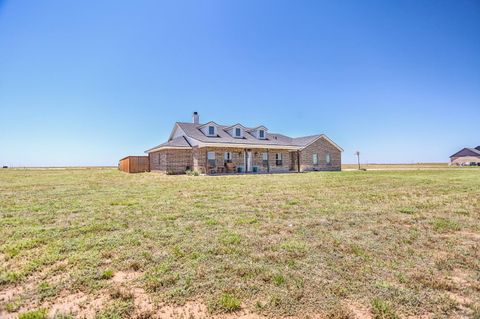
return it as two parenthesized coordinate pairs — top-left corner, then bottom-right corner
(192, 112), (199, 124)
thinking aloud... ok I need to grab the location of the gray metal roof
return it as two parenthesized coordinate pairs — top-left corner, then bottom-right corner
(450, 147), (480, 158)
(176, 122), (321, 147)
(145, 121), (343, 153)
(145, 136), (191, 152)
(468, 148), (480, 155)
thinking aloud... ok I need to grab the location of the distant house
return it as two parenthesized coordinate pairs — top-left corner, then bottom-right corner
(450, 146), (480, 166)
(144, 112), (343, 174)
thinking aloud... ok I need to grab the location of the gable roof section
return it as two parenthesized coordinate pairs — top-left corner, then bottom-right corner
(198, 121), (220, 129)
(450, 147), (480, 158)
(224, 123), (249, 131)
(145, 136), (192, 153)
(246, 125), (268, 132)
(293, 134), (344, 152)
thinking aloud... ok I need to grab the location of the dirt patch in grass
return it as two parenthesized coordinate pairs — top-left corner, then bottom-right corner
(111, 270), (142, 283)
(347, 301), (372, 319)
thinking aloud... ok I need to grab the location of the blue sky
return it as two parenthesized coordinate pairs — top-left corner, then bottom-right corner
(0, 1), (479, 166)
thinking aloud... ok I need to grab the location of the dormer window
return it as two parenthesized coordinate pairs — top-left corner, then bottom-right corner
(247, 126), (268, 139)
(225, 124), (245, 138)
(208, 126), (215, 136)
(199, 121), (219, 137)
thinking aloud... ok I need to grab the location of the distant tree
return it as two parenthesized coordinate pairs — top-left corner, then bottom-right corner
(355, 151), (360, 170)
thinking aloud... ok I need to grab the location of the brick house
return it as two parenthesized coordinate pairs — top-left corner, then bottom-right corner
(450, 146), (480, 166)
(145, 112), (343, 174)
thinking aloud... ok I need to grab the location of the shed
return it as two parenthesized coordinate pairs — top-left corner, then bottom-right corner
(118, 156), (150, 173)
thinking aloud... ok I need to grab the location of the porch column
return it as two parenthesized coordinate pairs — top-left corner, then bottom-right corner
(205, 148), (208, 174)
(267, 149), (270, 173)
(297, 150), (300, 172)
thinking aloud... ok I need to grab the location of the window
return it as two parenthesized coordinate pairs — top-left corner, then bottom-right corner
(259, 130), (265, 139)
(326, 153), (331, 164)
(313, 153), (318, 165)
(275, 153), (283, 166)
(207, 151), (216, 167)
(235, 128), (241, 137)
(208, 126), (215, 136)
(262, 153), (268, 166)
(224, 152), (232, 164)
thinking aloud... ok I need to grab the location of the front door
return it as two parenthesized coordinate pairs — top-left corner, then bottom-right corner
(246, 151), (252, 172)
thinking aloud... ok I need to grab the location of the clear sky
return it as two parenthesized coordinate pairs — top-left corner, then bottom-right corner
(1, 1), (479, 166)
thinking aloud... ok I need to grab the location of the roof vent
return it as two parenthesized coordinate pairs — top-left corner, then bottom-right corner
(192, 112), (199, 125)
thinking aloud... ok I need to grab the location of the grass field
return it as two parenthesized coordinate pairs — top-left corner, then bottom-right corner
(341, 163), (450, 170)
(0, 168), (479, 318)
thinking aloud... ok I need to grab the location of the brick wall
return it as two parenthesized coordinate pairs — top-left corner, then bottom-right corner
(150, 149), (193, 174)
(149, 142), (340, 174)
(192, 146), (293, 174)
(451, 156), (480, 165)
(299, 138), (341, 171)
(268, 150), (291, 173)
(192, 146), (206, 173)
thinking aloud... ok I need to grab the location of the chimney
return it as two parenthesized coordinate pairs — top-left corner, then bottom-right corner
(192, 111), (199, 124)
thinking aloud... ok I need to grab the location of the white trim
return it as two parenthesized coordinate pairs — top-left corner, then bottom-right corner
(246, 125), (268, 132)
(224, 123), (248, 130)
(146, 146), (192, 153)
(168, 123), (186, 141)
(198, 121), (220, 129)
(258, 129), (266, 139)
(207, 151), (216, 160)
(207, 125), (216, 136)
(197, 142), (299, 150)
(234, 127), (242, 138)
(246, 151), (252, 172)
(326, 153), (331, 164)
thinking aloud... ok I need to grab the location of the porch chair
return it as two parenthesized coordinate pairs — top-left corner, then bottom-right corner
(226, 162), (236, 173)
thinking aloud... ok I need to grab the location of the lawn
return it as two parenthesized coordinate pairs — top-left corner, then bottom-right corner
(0, 168), (479, 318)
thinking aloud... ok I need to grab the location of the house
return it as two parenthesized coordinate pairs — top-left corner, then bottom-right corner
(450, 146), (480, 166)
(145, 112), (343, 174)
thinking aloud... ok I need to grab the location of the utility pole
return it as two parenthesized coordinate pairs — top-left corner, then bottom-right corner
(355, 151), (360, 170)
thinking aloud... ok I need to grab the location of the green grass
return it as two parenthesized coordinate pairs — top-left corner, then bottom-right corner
(432, 217), (461, 232)
(371, 298), (398, 319)
(210, 293), (241, 312)
(1, 168), (479, 317)
(101, 269), (114, 280)
(96, 299), (133, 319)
(18, 309), (47, 319)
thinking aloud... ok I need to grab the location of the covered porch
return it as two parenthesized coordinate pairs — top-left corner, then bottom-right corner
(196, 146), (300, 175)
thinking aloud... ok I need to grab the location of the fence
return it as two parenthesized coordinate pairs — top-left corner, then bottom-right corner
(118, 156), (150, 173)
